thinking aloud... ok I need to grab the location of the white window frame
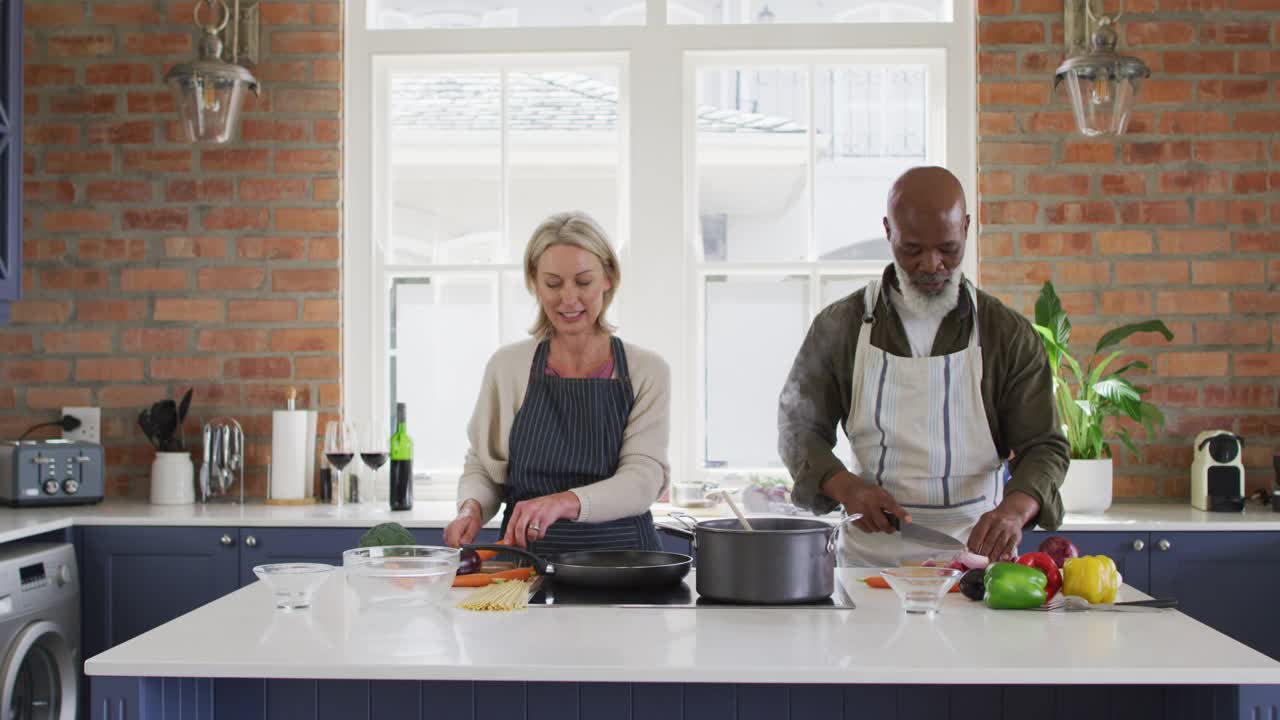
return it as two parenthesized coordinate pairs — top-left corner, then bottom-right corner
(344, 0), (977, 486)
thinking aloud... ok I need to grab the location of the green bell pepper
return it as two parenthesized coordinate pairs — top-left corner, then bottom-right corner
(983, 561), (1048, 609)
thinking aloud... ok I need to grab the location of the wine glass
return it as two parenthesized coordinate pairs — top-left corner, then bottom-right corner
(359, 418), (389, 507)
(323, 419), (356, 506)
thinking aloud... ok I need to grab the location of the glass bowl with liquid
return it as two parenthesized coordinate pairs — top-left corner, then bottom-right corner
(880, 566), (964, 615)
(342, 546), (459, 609)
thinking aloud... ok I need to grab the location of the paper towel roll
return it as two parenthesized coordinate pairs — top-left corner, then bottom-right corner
(271, 410), (317, 500)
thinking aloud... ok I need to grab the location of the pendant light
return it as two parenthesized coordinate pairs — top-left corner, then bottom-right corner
(1054, 9), (1150, 137)
(164, 0), (261, 144)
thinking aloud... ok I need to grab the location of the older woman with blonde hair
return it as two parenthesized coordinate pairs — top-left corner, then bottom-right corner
(443, 211), (671, 552)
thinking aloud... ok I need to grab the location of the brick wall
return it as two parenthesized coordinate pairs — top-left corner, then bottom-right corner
(977, 2), (1279, 497)
(2, 1), (341, 497)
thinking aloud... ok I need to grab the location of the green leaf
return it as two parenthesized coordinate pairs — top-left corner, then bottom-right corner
(1054, 313), (1072, 348)
(1032, 324), (1061, 370)
(1089, 350), (1124, 387)
(1093, 377), (1141, 405)
(1116, 428), (1141, 461)
(1034, 281), (1062, 329)
(1095, 320), (1174, 354)
(1109, 360), (1149, 377)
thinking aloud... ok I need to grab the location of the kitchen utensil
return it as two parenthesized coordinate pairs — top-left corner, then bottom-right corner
(199, 425), (212, 501)
(710, 489), (753, 530)
(880, 567), (963, 614)
(659, 514), (861, 604)
(1029, 596), (1178, 613)
(463, 544), (691, 589)
(343, 546), (461, 608)
(200, 418), (244, 503)
(884, 512), (967, 552)
(253, 563), (335, 611)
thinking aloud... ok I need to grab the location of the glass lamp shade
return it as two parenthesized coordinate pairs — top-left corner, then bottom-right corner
(166, 60), (259, 143)
(1058, 67), (1142, 137)
(1054, 20), (1150, 137)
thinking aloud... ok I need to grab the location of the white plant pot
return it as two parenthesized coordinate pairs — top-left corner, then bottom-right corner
(150, 452), (195, 505)
(1060, 458), (1113, 514)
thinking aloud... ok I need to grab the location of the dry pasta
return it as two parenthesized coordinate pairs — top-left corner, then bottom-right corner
(456, 578), (530, 611)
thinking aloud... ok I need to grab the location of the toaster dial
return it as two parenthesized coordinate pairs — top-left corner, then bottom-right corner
(62, 479), (79, 495)
(42, 480), (60, 495)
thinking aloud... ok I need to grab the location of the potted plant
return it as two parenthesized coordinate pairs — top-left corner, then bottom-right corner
(1031, 282), (1173, 513)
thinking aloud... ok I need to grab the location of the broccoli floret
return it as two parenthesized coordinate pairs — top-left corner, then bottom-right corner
(358, 522), (417, 548)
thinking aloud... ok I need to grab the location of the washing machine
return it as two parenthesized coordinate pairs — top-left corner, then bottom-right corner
(0, 543), (79, 720)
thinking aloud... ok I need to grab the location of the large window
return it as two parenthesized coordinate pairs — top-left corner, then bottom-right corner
(345, 0), (975, 496)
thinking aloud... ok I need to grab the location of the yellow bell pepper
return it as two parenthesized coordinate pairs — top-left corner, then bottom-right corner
(1062, 555), (1120, 604)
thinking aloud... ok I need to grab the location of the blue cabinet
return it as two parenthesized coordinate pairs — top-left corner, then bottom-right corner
(81, 527), (239, 659)
(1021, 530), (1151, 593)
(0, 0), (22, 324)
(1149, 532), (1280, 661)
(81, 525), (505, 661)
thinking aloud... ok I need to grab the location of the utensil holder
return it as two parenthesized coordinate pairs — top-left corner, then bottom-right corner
(150, 452), (195, 505)
(200, 417), (245, 504)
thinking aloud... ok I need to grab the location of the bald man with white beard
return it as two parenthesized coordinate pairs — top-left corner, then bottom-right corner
(778, 167), (1070, 566)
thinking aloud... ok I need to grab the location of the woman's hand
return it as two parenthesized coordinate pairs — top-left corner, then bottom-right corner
(502, 492), (582, 548)
(444, 500), (484, 548)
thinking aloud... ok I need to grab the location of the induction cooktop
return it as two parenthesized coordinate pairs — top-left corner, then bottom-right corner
(526, 571), (856, 609)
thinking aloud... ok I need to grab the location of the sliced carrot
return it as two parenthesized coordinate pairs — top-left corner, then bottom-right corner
(859, 575), (960, 593)
(475, 550), (499, 561)
(453, 573), (493, 588)
(489, 567), (535, 581)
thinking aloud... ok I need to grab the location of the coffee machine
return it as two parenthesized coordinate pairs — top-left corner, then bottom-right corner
(1190, 430), (1245, 512)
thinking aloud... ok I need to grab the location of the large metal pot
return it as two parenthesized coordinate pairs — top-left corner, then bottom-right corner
(660, 514), (858, 604)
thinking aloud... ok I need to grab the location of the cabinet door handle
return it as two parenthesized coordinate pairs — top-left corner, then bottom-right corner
(1157, 539), (1171, 552)
(1132, 539), (1145, 552)
(220, 534), (234, 547)
(245, 535), (258, 548)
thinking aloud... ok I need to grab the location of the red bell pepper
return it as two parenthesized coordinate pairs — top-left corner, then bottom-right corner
(1016, 551), (1062, 602)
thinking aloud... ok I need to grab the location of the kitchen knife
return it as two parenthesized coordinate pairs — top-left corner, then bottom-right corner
(884, 512), (966, 551)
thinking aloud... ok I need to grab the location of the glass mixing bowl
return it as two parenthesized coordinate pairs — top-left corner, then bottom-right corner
(343, 546), (460, 609)
(880, 566), (964, 615)
(253, 563), (336, 611)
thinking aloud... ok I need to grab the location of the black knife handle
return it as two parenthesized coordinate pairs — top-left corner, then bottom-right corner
(883, 511), (901, 531)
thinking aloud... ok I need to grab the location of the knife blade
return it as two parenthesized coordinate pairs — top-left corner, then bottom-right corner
(885, 512), (966, 551)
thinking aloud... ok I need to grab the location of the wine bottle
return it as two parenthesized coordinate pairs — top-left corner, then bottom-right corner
(389, 402), (414, 511)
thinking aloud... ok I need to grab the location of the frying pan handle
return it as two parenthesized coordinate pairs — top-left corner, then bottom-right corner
(463, 544), (556, 576)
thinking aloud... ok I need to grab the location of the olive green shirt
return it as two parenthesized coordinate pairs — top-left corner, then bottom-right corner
(777, 265), (1070, 530)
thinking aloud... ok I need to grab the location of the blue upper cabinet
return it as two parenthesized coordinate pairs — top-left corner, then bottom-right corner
(0, 0), (20, 324)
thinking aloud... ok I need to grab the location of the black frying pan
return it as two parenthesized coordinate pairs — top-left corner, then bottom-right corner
(463, 543), (691, 589)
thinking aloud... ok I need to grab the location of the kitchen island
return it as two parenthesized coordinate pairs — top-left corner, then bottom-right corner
(86, 568), (1280, 720)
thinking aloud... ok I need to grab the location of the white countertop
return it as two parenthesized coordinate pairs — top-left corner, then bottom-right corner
(1, 499), (1279, 546)
(84, 568), (1280, 684)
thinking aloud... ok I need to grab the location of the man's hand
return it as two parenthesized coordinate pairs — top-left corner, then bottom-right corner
(821, 471), (911, 533)
(969, 491), (1040, 560)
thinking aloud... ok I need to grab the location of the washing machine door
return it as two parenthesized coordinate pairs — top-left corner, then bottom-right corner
(0, 621), (76, 720)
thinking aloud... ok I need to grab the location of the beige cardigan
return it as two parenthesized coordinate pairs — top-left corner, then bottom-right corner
(457, 338), (671, 524)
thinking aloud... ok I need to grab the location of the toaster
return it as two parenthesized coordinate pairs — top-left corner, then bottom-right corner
(0, 440), (105, 506)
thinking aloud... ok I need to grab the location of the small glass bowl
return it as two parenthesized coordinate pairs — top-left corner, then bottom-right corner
(253, 563), (336, 611)
(880, 566), (964, 615)
(343, 546), (460, 609)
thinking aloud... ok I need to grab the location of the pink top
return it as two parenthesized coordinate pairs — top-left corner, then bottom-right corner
(545, 356), (615, 379)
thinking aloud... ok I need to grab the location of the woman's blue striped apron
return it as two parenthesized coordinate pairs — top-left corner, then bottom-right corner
(501, 336), (663, 553)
